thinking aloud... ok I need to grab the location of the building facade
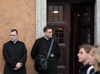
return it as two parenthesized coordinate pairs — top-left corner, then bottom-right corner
(0, 0), (100, 74)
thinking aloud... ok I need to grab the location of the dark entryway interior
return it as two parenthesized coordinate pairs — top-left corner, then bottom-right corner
(47, 0), (94, 74)
(70, 2), (94, 74)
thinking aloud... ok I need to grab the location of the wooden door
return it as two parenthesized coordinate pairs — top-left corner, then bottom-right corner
(70, 2), (94, 74)
(47, 3), (70, 74)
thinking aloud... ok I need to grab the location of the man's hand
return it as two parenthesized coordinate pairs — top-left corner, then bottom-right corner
(16, 62), (22, 69)
(13, 67), (18, 70)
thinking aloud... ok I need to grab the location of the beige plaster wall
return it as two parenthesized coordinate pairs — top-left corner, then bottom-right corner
(0, 0), (36, 74)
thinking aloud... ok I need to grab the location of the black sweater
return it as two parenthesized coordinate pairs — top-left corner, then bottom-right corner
(79, 63), (94, 74)
(94, 71), (100, 74)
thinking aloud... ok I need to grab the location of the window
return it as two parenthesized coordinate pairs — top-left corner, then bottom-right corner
(53, 27), (64, 43)
(80, 6), (92, 44)
(48, 5), (64, 22)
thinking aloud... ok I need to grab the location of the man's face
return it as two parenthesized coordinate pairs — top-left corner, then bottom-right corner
(77, 48), (89, 64)
(44, 29), (52, 38)
(10, 31), (18, 42)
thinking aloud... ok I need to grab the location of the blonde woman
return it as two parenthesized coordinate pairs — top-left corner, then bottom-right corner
(77, 44), (94, 74)
(89, 45), (100, 74)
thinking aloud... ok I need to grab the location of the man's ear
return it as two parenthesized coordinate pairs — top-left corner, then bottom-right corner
(17, 35), (18, 38)
(44, 32), (46, 36)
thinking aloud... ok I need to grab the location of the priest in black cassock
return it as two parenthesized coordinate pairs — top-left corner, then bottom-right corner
(31, 26), (61, 74)
(3, 29), (27, 74)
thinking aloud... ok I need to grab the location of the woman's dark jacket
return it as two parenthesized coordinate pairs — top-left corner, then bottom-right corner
(94, 71), (100, 74)
(79, 63), (94, 74)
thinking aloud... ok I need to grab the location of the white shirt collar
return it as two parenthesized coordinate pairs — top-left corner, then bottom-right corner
(13, 40), (17, 44)
(44, 36), (49, 40)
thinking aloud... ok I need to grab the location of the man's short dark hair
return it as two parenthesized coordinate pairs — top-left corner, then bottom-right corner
(43, 26), (52, 32)
(11, 29), (18, 35)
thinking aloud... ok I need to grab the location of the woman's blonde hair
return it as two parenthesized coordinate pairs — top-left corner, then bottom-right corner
(92, 45), (100, 71)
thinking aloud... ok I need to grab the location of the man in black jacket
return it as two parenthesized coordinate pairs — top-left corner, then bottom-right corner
(31, 26), (61, 74)
(3, 29), (27, 74)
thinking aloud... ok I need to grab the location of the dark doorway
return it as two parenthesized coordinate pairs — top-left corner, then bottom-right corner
(47, 0), (94, 74)
(47, 2), (70, 74)
(70, 2), (94, 74)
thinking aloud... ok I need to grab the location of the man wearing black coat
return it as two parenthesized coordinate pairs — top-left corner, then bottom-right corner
(31, 26), (61, 74)
(3, 29), (27, 74)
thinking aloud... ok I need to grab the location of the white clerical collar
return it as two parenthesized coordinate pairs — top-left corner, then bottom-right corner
(44, 37), (49, 40)
(13, 40), (17, 44)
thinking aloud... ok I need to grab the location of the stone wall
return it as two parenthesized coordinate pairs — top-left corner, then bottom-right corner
(0, 0), (36, 74)
(94, 0), (100, 45)
(36, 0), (46, 39)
